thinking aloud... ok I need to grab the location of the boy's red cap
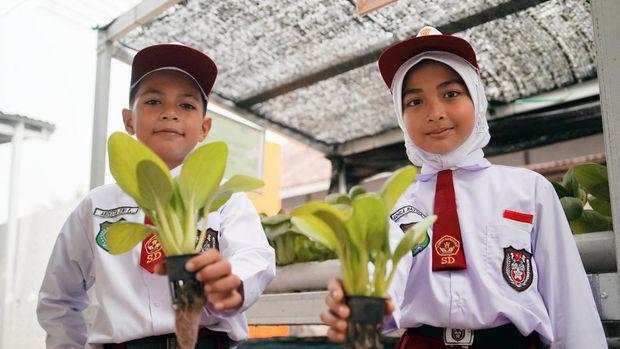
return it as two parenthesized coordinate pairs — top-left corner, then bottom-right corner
(378, 26), (478, 90)
(130, 43), (217, 104)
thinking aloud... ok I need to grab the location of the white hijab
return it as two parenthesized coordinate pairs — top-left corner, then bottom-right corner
(390, 51), (491, 181)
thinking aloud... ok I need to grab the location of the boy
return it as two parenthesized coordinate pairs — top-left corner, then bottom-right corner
(322, 27), (606, 348)
(37, 44), (276, 348)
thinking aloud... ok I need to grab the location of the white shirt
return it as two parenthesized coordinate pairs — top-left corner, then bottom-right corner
(387, 164), (607, 348)
(37, 183), (276, 348)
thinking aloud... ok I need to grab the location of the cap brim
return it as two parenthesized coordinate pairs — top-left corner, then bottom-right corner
(378, 35), (478, 90)
(130, 44), (217, 102)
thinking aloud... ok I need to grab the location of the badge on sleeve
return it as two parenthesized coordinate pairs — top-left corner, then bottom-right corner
(502, 246), (533, 291)
(96, 218), (125, 252)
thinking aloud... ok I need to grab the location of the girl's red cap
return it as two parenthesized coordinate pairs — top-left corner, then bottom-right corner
(378, 26), (478, 90)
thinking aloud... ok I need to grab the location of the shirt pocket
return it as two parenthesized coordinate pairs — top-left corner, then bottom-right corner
(484, 224), (538, 298)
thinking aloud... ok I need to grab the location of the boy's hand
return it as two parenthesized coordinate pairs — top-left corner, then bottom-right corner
(320, 278), (395, 343)
(155, 249), (244, 311)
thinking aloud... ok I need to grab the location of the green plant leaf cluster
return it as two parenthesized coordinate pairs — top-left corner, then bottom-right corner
(261, 213), (337, 266)
(552, 163), (612, 234)
(290, 166), (437, 297)
(106, 132), (264, 256)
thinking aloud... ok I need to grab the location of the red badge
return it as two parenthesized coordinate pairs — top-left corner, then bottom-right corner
(502, 246), (533, 291)
(503, 210), (533, 224)
(139, 216), (165, 273)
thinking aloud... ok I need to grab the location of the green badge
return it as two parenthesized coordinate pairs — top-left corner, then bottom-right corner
(400, 222), (430, 257)
(411, 231), (430, 257)
(96, 219), (125, 252)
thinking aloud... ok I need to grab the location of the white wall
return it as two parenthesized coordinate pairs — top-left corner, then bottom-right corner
(0, 1), (133, 347)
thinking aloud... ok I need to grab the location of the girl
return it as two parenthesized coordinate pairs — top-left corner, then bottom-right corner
(321, 27), (606, 348)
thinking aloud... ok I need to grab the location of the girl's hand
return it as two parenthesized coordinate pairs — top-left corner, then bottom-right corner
(320, 278), (395, 343)
(321, 279), (349, 343)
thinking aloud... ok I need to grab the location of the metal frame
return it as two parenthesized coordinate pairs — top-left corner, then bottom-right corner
(592, 0), (620, 305)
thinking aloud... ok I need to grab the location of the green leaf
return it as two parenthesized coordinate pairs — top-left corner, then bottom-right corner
(325, 193), (351, 205)
(261, 213), (291, 226)
(380, 166), (418, 212)
(573, 163), (610, 201)
(392, 216), (437, 266)
(178, 141), (228, 212)
(290, 215), (342, 256)
(551, 181), (569, 199)
(589, 194), (612, 217)
(291, 201), (352, 222)
(348, 185), (367, 199)
(136, 160), (173, 210)
(569, 217), (588, 234)
(561, 169), (580, 198)
(208, 174), (265, 212)
(581, 209), (613, 233)
(107, 132), (170, 209)
(348, 194), (387, 254)
(560, 197), (584, 221)
(107, 221), (155, 255)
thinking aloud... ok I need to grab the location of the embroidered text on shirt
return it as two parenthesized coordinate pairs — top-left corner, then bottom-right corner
(93, 206), (139, 218)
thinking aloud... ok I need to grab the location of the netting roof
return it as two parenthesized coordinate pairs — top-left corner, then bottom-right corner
(119, 0), (596, 147)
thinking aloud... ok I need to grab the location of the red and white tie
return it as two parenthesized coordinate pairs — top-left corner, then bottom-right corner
(139, 215), (165, 273)
(431, 170), (467, 271)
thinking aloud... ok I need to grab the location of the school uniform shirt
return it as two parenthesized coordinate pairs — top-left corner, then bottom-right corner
(37, 179), (276, 348)
(386, 161), (607, 348)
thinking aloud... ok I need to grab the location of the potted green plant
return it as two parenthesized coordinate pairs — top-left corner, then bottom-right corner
(552, 163), (612, 233)
(104, 132), (263, 349)
(290, 166), (436, 349)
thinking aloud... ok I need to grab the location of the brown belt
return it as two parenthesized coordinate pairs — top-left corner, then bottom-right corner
(103, 327), (230, 349)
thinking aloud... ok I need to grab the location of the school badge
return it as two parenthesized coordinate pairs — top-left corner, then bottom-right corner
(96, 219), (125, 252)
(400, 222), (430, 257)
(502, 246), (533, 291)
(434, 235), (460, 265)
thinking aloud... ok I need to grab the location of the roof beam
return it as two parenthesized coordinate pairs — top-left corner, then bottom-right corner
(237, 0), (549, 107)
(100, 0), (181, 47)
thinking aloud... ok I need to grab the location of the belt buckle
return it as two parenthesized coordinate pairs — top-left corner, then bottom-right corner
(443, 328), (474, 347)
(166, 337), (177, 349)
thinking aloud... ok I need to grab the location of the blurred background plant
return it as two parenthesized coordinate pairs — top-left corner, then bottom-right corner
(552, 163), (612, 234)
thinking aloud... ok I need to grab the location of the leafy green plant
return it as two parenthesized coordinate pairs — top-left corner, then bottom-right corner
(261, 213), (336, 266)
(104, 132), (265, 349)
(290, 166), (436, 297)
(553, 163), (612, 234)
(105, 132), (264, 256)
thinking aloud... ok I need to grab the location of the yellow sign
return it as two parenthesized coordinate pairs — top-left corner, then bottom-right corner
(247, 141), (282, 216)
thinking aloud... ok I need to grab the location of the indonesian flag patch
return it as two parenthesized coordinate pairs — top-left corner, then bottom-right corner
(502, 246), (533, 292)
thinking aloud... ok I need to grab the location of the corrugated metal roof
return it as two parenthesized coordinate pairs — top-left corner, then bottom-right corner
(118, 0), (596, 147)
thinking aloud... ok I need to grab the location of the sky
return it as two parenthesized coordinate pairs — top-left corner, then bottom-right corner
(0, 0), (144, 223)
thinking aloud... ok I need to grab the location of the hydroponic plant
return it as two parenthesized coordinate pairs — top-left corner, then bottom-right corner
(105, 132), (263, 349)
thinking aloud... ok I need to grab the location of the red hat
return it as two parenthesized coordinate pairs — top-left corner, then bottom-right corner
(129, 43), (217, 105)
(378, 26), (478, 90)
